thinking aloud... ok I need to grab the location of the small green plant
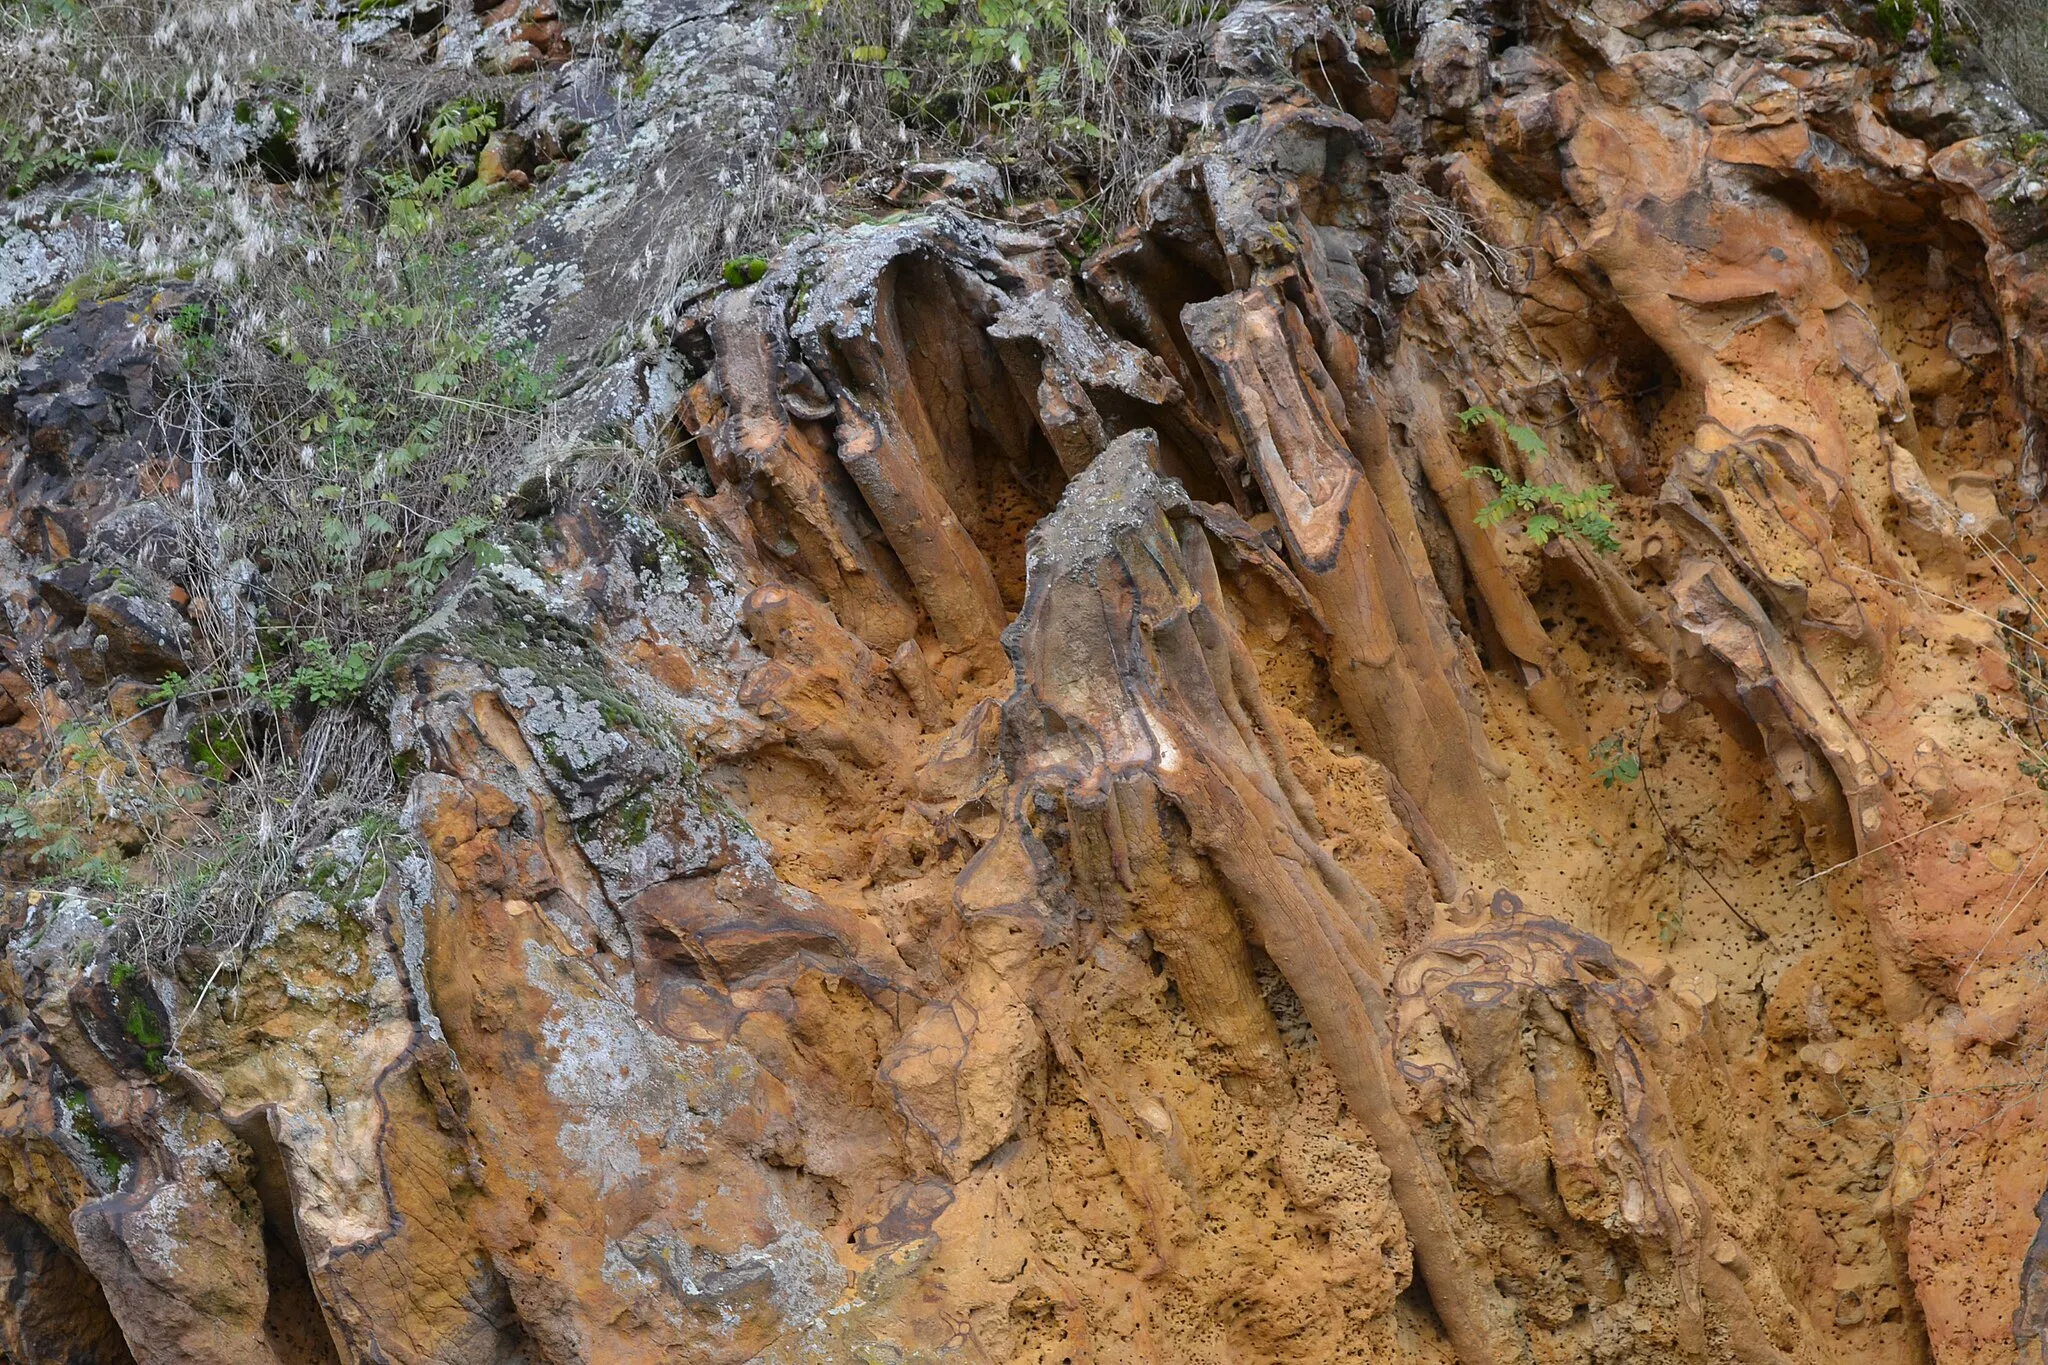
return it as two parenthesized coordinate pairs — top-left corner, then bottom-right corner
(146, 668), (211, 708)
(0, 782), (47, 846)
(0, 774), (95, 875)
(722, 255), (769, 289)
(379, 165), (458, 235)
(1458, 404), (1548, 458)
(18, 0), (86, 23)
(1591, 734), (1641, 787)
(1466, 466), (1621, 553)
(192, 638), (376, 720)
(291, 639), (377, 707)
(168, 301), (216, 356)
(378, 99), (500, 234)
(364, 513), (500, 604)
(423, 99), (497, 161)
(0, 118), (135, 197)
(1656, 903), (1684, 947)
(1460, 406), (1619, 553)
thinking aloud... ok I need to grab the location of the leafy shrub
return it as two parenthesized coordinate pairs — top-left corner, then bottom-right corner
(1467, 466), (1621, 553)
(425, 99), (498, 161)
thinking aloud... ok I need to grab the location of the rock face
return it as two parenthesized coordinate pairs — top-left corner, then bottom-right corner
(7, 1), (2048, 1363)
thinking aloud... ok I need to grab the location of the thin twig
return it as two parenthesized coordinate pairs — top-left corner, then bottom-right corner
(1794, 790), (2031, 886)
(1794, 1069), (2048, 1129)
(1637, 716), (1768, 941)
(1957, 836), (2048, 995)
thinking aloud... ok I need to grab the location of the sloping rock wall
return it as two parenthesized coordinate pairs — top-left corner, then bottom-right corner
(8, 1), (2048, 1363)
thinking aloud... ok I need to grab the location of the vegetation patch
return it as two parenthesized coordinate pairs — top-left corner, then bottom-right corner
(777, 0), (1225, 227)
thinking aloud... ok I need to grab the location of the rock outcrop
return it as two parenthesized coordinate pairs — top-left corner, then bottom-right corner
(7, 1), (2048, 1363)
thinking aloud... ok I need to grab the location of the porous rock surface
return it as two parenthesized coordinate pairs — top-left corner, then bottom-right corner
(7, 1), (2048, 1363)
